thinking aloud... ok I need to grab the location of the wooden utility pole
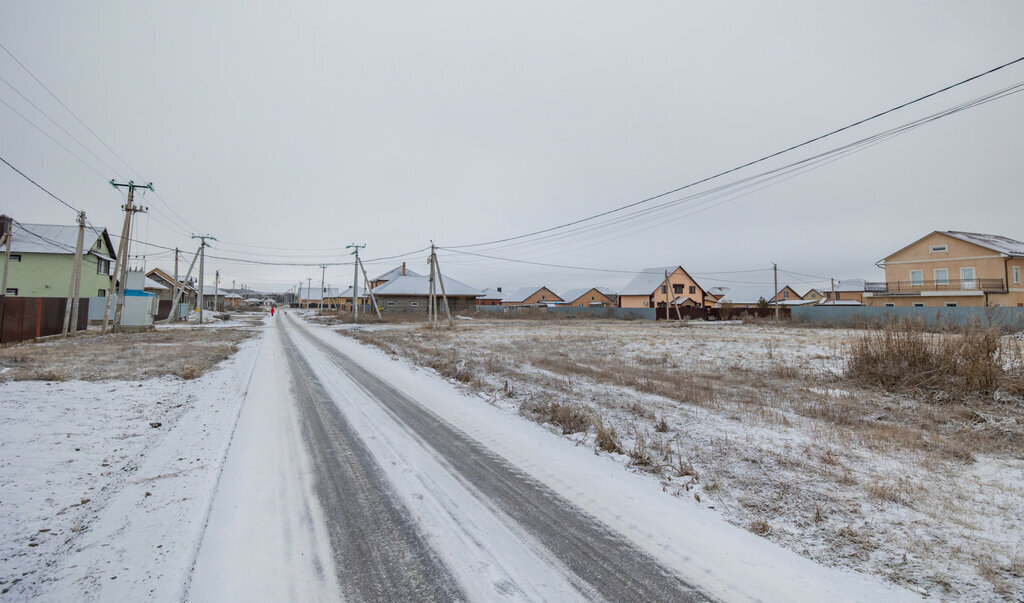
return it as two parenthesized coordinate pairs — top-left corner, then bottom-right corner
(103, 180), (152, 333)
(214, 270), (220, 312)
(164, 245), (201, 323)
(357, 255), (382, 319)
(62, 211), (86, 337)
(432, 246), (452, 326)
(773, 263), (780, 321)
(192, 234), (215, 323)
(346, 245), (365, 322)
(663, 269), (684, 322)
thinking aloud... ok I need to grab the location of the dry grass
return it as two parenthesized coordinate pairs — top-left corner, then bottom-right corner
(0, 327), (255, 381)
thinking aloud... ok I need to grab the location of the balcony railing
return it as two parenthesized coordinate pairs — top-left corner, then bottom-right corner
(865, 278), (1005, 294)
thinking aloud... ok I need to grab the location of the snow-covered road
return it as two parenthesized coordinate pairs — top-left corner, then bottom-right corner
(187, 313), (914, 602)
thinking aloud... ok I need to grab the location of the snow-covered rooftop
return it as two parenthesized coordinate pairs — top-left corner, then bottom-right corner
(372, 264), (422, 282)
(619, 266), (704, 296)
(717, 284), (792, 305)
(8, 221), (110, 255)
(942, 231), (1024, 257)
(372, 275), (482, 297)
(560, 287), (616, 303)
(476, 288), (508, 300)
(503, 286), (562, 303)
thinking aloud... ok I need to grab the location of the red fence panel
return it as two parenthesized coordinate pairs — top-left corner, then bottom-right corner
(0, 297), (86, 344)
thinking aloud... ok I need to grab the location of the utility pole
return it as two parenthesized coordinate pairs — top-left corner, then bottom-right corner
(432, 245), (452, 326)
(831, 277), (836, 305)
(428, 244), (437, 327)
(306, 277), (312, 309)
(773, 262), (779, 321)
(192, 234), (215, 323)
(357, 255), (383, 319)
(214, 270), (220, 312)
(346, 245), (365, 322)
(172, 247), (180, 321)
(103, 180), (153, 333)
(0, 215), (13, 318)
(62, 211), (86, 337)
(320, 265), (326, 313)
(163, 245), (201, 323)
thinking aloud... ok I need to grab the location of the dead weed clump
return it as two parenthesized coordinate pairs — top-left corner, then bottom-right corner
(520, 398), (593, 434)
(846, 320), (1018, 400)
(595, 421), (623, 454)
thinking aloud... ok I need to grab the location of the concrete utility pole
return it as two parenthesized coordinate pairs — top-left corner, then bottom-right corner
(103, 180), (153, 333)
(427, 244), (436, 326)
(1, 215), (12, 305)
(773, 262), (779, 321)
(306, 277), (312, 309)
(192, 234), (216, 324)
(432, 245), (452, 326)
(163, 245), (201, 323)
(346, 245), (365, 322)
(320, 265), (326, 312)
(357, 256), (382, 319)
(171, 247), (180, 320)
(831, 277), (836, 304)
(214, 270), (220, 312)
(62, 211), (86, 337)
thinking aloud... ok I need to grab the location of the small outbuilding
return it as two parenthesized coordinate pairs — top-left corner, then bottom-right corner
(372, 275), (482, 313)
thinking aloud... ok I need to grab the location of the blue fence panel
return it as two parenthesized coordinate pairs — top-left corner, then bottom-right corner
(791, 306), (1024, 330)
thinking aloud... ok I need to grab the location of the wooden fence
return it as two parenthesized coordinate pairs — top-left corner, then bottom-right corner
(0, 296), (89, 344)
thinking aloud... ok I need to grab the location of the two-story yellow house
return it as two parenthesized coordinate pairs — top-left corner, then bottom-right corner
(617, 266), (706, 309)
(865, 231), (1024, 308)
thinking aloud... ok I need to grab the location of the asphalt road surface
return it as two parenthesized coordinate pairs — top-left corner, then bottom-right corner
(278, 312), (708, 602)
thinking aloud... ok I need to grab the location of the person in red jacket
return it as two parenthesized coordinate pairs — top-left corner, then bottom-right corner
(270, 306), (275, 317)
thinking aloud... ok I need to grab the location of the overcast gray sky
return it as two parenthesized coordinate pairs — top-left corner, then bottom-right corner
(2, 1), (1022, 294)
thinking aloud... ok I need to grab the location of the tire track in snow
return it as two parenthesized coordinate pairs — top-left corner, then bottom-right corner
(286, 315), (708, 602)
(279, 323), (465, 601)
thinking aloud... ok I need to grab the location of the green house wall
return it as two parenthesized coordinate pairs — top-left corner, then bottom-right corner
(5, 237), (116, 298)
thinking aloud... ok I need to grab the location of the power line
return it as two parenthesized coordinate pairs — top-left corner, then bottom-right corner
(446, 55), (1024, 250)
(0, 155), (82, 214)
(0, 97), (108, 180)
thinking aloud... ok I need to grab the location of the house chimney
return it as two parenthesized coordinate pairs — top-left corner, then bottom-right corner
(401, 262), (406, 276)
(497, 286), (502, 293)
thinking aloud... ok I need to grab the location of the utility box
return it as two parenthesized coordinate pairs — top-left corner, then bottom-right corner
(120, 269), (156, 328)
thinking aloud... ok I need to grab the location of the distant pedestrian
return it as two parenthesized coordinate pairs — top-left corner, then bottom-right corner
(271, 307), (275, 317)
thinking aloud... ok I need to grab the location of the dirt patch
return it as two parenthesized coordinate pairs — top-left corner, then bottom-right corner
(0, 324), (258, 382)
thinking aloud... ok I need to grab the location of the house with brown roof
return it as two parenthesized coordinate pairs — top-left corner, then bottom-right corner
(864, 231), (1024, 308)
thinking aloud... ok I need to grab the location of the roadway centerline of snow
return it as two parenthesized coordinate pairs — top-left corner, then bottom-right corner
(284, 315), (596, 601)
(297, 316), (916, 603)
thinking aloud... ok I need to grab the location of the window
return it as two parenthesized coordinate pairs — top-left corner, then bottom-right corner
(934, 269), (949, 286)
(689, 286), (696, 294)
(5, 288), (16, 295)
(913, 302), (925, 307)
(884, 303), (895, 307)
(960, 267), (976, 289)
(97, 289), (106, 297)
(660, 285), (666, 294)
(410, 301), (419, 307)
(783, 291), (790, 299)
(386, 301), (396, 307)
(8, 254), (20, 262)
(910, 270), (924, 286)
(97, 259), (110, 275)
(929, 245), (948, 253)
(1014, 266), (1021, 285)
(945, 302), (958, 307)
(673, 284), (684, 294)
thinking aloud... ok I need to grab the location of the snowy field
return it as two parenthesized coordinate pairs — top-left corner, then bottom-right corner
(343, 318), (1024, 600)
(0, 322), (262, 599)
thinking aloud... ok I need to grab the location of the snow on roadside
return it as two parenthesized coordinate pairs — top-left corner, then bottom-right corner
(0, 328), (263, 599)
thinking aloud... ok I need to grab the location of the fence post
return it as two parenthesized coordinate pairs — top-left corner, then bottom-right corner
(36, 297), (43, 339)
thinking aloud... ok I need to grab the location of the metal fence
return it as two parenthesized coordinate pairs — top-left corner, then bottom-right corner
(655, 307), (789, 321)
(0, 296), (90, 344)
(791, 305), (1024, 330)
(475, 305), (656, 320)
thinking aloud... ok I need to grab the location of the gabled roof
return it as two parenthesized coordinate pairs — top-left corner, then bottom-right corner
(717, 284), (797, 305)
(707, 286), (731, 297)
(372, 275), (481, 297)
(942, 231), (1024, 257)
(372, 264), (422, 282)
(503, 286), (563, 303)
(8, 221), (114, 257)
(619, 266), (704, 296)
(146, 268), (198, 293)
(144, 277), (167, 290)
(477, 287), (507, 300)
(560, 287), (616, 304)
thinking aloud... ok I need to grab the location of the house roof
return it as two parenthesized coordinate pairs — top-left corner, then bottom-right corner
(299, 287), (342, 301)
(372, 264), (422, 282)
(707, 286), (731, 297)
(476, 287), (507, 300)
(503, 286), (562, 303)
(8, 221), (113, 257)
(372, 275), (482, 297)
(817, 299), (864, 306)
(941, 231), (1024, 257)
(619, 266), (705, 296)
(717, 284), (796, 305)
(560, 287), (616, 303)
(146, 268), (198, 293)
(144, 277), (167, 290)
(834, 278), (867, 292)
